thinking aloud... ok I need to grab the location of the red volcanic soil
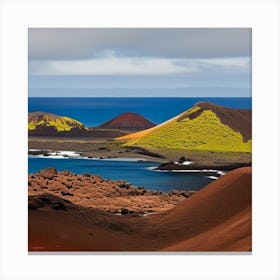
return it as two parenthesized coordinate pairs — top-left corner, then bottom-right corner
(159, 166), (252, 251)
(98, 112), (156, 131)
(28, 167), (252, 251)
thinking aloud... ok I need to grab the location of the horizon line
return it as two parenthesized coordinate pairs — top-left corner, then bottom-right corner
(28, 96), (252, 98)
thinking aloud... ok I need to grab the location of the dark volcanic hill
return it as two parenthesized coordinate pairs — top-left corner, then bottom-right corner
(98, 112), (156, 131)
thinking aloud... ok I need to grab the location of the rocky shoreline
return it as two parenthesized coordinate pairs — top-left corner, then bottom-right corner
(156, 156), (251, 175)
(28, 149), (251, 175)
(28, 145), (165, 162)
(28, 136), (252, 165)
(28, 168), (196, 215)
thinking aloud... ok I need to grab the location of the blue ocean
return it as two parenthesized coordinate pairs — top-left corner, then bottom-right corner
(28, 97), (252, 127)
(28, 97), (251, 191)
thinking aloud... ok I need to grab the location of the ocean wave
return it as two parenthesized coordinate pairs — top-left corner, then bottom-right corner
(206, 175), (219, 180)
(96, 157), (147, 162)
(155, 169), (219, 173)
(145, 166), (159, 171)
(28, 155), (69, 159)
(146, 167), (224, 174)
(49, 151), (80, 157)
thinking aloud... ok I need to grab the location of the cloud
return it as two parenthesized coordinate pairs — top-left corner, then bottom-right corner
(28, 28), (251, 98)
(29, 54), (250, 76)
(29, 71), (251, 91)
(28, 28), (251, 60)
(29, 56), (196, 75)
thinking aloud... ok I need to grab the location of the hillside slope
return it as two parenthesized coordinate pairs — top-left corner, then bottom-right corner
(29, 167), (252, 251)
(28, 112), (89, 136)
(117, 102), (252, 153)
(98, 112), (155, 131)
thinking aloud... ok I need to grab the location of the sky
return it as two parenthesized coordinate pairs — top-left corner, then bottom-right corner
(28, 28), (251, 97)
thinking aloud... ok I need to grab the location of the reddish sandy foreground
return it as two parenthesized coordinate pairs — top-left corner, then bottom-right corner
(28, 167), (252, 252)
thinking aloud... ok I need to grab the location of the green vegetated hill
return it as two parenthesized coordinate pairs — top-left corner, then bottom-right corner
(121, 102), (252, 153)
(28, 112), (88, 134)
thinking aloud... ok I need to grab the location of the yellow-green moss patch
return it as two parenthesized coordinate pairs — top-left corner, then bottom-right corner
(28, 113), (88, 132)
(125, 109), (251, 153)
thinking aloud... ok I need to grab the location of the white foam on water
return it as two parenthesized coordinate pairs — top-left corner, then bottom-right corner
(181, 161), (193, 165)
(206, 175), (219, 180)
(97, 157), (147, 162)
(145, 166), (158, 171)
(174, 161), (192, 165)
(53, 151), (81, 157)
(165, 169), (219, 173)
(28, 150), (81, 159)
(79, 156), (100, 160)
(28, 154), (71, 159)
(148, 168), (220, 173)
(28, 150), (149, 162)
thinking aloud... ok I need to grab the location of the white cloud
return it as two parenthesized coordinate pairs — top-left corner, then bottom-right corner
(29, 55), (250, 76)
(200, 57), (251, 68)
(29, 56), (197, 75)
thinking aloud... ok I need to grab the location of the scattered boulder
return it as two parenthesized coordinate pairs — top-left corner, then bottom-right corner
(28, 169), (191, 215)
(39, 168), (57, 179)
(178, 156), (187, 163)
(183, 191), (196, 198)
(61, 170), (71, 176)
(121, 208), (129, 215)
(150, 190), (160, 196)
(127, 189), (137, 195)
(98, 147), (109, 151)
(61, 191), (74, 196)
(119, 182), (131, 189)
(178, 156), (191, 163)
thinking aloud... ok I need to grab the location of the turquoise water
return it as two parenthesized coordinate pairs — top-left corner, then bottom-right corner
(28, 157), (213, 192)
